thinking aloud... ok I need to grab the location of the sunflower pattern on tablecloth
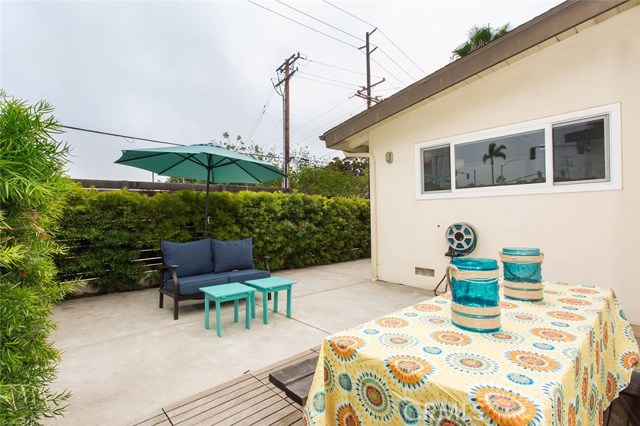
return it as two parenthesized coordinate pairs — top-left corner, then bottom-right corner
(530, 327), (576, 342)
(419, 314), (451, 327)
(354, 371), (394, 421)
(375, 316), (409, 328)
(504, 311), (544, 323)
(378, 332), (420, 349)
(506, 372), (535, 386)
(328, 336), (365, 362)
(303, 282), (639, 426)
(312, 391), (326, 413)
(481, 330), (525, 345)
(323, 356), (335, 393)
(446, 352), (498, 375)
(542, 382), (565, 425)
(424, 401), (473, 426)
(335, 403), (361, 426)
(430, 330), (473, 346)
(546, 310), (586, 321)
(333, 373), (349, 393)
(302, 405), (314, 426)
(385, 354), (433, 388)
(505, 350), (562, 373)
(414, 303), (442, 313)
(470, 385), (542, 426)
(397, 399), (420, 424)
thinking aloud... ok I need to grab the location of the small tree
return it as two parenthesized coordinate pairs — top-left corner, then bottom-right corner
(290, 157), (369, 198)
(0, 92), (74, 424)
(451, 23), (511, 60)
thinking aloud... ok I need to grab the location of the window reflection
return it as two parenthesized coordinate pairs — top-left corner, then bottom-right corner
(454, 130), (546, 189)
(553, 118), (606, 183)
(422, 145), (451, 192)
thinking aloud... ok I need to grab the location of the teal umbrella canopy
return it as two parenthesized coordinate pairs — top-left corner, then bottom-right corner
(115, 143), (285, 184)
(115, 143), (286, 235)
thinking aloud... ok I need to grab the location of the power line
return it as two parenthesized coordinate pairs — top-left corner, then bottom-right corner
(248, 0), (418, 92)
(263, 118), (282, 148)
(369, 54), (406, 86)
(247, 0), (360, 49)
(322, 0), (425, 78)
(378, 29), (426, 75)
(60, 122), (330, 168)
(304, 58), (365, 76)
(322, 0), (374, 27)
(246, 88), (276, 142)
(290, 98), (352, 135)
(377, 46), (417, 81)
(297, 71), (360, 88)
(260, 117), (283, 152)
(264, 97), (365, 149)
(291, 104), (364, 144)
(61, 125), (184, 146)
(275, 0), (363, 43)
(304, 58), (384, 79)
(296, 75), (357, 90)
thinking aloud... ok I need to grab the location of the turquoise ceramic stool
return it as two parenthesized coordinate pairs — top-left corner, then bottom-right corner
(200, 283), (256, 337)
(244, 276), (297, 324)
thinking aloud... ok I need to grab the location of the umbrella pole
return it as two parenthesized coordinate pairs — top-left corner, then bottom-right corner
(204, 165), (211, 237)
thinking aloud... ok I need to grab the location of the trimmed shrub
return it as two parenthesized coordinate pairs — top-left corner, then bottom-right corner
(56, 187), (370, 292)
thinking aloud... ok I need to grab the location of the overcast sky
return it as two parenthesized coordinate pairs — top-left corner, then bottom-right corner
(1, 0), (562, 181)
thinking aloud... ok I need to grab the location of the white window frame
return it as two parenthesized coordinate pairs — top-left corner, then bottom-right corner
(415, 103), (621, 200)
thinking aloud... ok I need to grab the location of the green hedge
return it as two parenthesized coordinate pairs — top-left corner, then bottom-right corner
(55, 186), (370, 292)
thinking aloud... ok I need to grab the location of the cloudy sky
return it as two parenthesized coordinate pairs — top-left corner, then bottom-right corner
(1, 0), (562, 181)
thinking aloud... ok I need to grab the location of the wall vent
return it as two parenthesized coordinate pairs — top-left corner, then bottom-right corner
(415, 267), (435, 277)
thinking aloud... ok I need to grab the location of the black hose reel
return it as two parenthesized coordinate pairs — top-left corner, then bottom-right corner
(433, 223), (478, 295)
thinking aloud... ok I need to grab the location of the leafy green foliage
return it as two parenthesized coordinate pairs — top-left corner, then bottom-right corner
(451, 23), (511, 60)
(56, 188), (370, 289)
(290, 157), (369, 198)
(165, 132), (370, 198)
(0, 92), (74, 424)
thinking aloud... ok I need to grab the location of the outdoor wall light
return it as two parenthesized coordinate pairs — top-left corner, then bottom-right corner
(385, 151), (393, 164)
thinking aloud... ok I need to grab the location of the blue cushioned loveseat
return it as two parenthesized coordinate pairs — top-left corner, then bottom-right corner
(159, 238), (270, 319)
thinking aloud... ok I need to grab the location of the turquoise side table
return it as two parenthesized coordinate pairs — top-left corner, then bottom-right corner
(244, 276), (297, 324)
(199, 283), (256, 337)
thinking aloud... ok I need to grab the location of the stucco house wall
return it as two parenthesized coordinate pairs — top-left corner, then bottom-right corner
(365, 5), (639, 323)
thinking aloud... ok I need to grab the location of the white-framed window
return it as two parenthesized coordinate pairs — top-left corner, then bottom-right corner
(415, 104), (621, 199)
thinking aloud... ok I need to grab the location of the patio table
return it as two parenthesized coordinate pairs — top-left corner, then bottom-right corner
(303, 281), (639, 425)
(200, 283), (256, 337)
(244, 276), (296, 324)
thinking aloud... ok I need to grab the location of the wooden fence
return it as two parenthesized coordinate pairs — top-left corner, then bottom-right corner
(73, 179), (291, 194)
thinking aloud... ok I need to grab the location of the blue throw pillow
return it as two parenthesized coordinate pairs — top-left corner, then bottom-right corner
(212, 238), (254, 273)
(161, 239), (213, 278)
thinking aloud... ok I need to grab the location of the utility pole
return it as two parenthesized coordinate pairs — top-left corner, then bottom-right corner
(274, 52), (302, 189)
(356, 29), (385, 108)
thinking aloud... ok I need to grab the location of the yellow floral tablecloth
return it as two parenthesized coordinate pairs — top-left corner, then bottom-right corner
(303, 282), (639, 426)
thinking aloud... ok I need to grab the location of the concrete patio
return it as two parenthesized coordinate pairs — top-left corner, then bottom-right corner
(46, 259), (433, 425)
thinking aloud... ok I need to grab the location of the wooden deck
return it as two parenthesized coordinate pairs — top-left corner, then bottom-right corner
(127, 348), (320, 426)
(125, 329), (640, 426)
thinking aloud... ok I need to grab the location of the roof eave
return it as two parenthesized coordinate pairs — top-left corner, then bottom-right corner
(322, 0), (630, 152)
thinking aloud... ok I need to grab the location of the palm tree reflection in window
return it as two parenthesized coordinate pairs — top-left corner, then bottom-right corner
(482, 142), (507, 185)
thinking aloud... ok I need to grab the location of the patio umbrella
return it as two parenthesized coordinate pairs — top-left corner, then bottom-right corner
(115, 143), (286, 235)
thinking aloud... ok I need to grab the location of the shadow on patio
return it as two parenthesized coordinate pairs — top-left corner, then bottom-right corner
(46, 259), (433, 425)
